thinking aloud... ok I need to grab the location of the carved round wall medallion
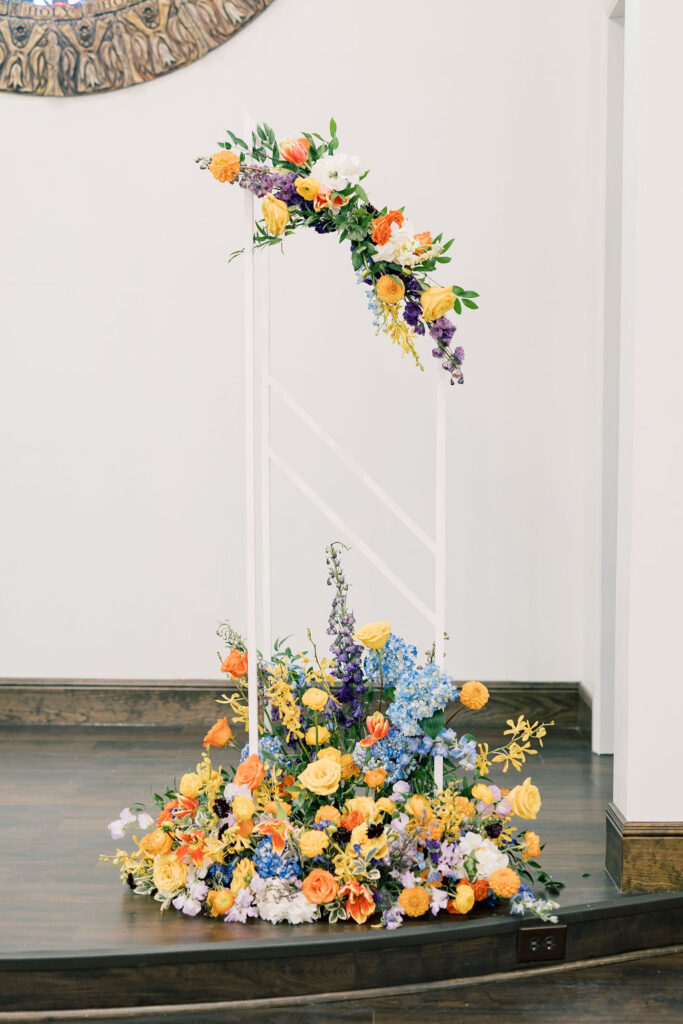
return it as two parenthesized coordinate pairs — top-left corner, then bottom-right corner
(0, 0), (275, 96)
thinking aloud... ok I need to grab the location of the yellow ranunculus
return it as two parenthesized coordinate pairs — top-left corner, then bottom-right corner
(206, 889), (234, 917)
(302, 687), (329, 712)
(139, 828), (173, 857)
(375, 797), (397, 817)
(508, 777), (542, 820)
(471, 783), (495, 806)
(230, 858), (255, 895)
(232, 794), (256, 822)
(405, 794), (432, 823)
(299, 829), (329, 858)
(298, 758), (341, 797)
(295, 176), (321, 201)
(353, 621), (391, 650)
(318, 746), (342, 764)
(153, 854), (188, 894)
(346, 796), (376, 822)
(178, 772), (201, 799)
(451, 884), (475, 915)
(420, 285), (456, 322)
(305, 725), (330, 746)
(340, 753), (362, 780)
(262, 193), (290, 236)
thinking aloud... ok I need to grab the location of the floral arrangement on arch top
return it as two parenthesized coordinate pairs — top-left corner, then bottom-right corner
(105, 544), (562, 930)
(198, 119), (479, 384)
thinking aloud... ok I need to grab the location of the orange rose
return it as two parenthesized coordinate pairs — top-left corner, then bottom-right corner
(376, 275), (405, 305)
(473, 879), (489, 901)
(340, 809), (365, 831)
(302, 868), (339, 905)
(363, 768), (387, 789)
(279, 137), (311, 165)
(371, 209), (404, 245)
(221, 648), (248, 678)
(234, 753), (266, 791)
(203, 717), (233, 749)
(414, 230), (432, 253)
(209, 150), (240, 183)
(399, 886), (430, 918)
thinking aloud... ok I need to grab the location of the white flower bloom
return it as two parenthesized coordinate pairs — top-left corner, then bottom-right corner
(108, 820), (125, 840)
(137, 812), (154, 829)
(119, 807), (136, 824)
(458, 832), (509, 880)
(309, 152), (365, 191)
(254, 879), (319, 926)
(371, 220), (444, 268)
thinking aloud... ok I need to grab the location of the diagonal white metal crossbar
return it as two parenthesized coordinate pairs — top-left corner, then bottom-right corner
(269, 446), (437, 626)
(269, 374), (437, 554)
(241, 109), (446, 787)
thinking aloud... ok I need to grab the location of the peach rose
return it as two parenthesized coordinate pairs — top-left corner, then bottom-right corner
(234, 753), (266, 791)
(139, 828), (172, 857)
(299, 829), (329, 858)
(376, 274), (406, 305)
(221, 648), (248, 678)
(279, 137), (311, 165)
(473, 879), (489, 901)
(298, 758), (341, 797)
(302, 868), (338, 905)
(152, 854), (187, 894)
(206, 889), (234, 917)
(209, 150), (240, 183)
(420, 285), (456, 322)
(203, 717), (233, 749)
(414, 230), (433, 253)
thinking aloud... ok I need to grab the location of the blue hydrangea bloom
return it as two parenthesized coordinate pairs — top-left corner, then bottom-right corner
(253, 837), (302, 881)
(239, 735), (283, 763)
(206, 860), (235, 886)
(352, 729), (418, 784)
(386, 662), (459, 736)
(363, 634), (418, 689)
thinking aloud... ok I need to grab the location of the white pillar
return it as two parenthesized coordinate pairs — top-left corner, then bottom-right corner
(613, 0), (683, 822)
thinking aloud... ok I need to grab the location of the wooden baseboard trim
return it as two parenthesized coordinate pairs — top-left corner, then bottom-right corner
(606, 802), (683, 892)
(0, 679), (586, 730)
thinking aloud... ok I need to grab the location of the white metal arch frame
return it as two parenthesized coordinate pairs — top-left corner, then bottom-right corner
(242, 166), (449, 790)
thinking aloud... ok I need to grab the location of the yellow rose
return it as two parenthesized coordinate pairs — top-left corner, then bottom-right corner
(305, 725), (330, 746)
(299, 829), (330, 858)
(153, 854), (187, 894)
(139, 828), (173, 857)
(178, 772), (201, 799)
(295, 176), (321, 201)
(375, 797), (397, 817)
(206, 889), (234, 917)
(340, 753), (362, 780)
(302, 687), (329, 712)
(420, 285), (456, 322)
(508, 777), (542, 820)
(353, 621), (391, 650)
(405, 794), (433, 823)
(230, 858), (255, 895)
(346, 796), (376, 822)
(471, 783), (495, 806)
(318, 746), (342, 764)
(298, 758), (341, 797)
(262, 193), (290, 236)
(232, 795), (256, 822)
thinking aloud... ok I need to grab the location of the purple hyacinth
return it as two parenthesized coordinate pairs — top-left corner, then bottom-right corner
(428, 316), (456, 344)
(325, 543), (366, 728)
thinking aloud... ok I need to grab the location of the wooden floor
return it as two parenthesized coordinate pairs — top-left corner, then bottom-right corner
(1, 724), (682, 1017)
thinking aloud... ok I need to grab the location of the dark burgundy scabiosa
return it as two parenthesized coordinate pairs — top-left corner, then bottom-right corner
(332, 826), (352, 845)
(485, 820), (503, 839)
(367, 823), (384, 839)
(213, 798), (231, 819)
(326, 543), (366, 729)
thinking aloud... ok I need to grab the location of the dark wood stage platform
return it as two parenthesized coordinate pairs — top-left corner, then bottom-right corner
(2, 723), (682, 1020)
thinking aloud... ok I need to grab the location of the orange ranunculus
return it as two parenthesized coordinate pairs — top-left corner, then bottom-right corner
(279, 137), (311, 165)
(264, 799), (292, 817)
(376, 275), (405, 305)
(221, 648), (248, 678)
(203, 716), (233, 749)
(339, 881), (375, 924)
(523, 831), (541, 860)
(371, 209), (404, 245)
(206, 889), (234, 916)
(255, 818), (293, 855)
(234, 753), (266, 791)
(340, 754), (361, 780)
(360, 711), (390, 749)
(302, 868), (339, 905)
(363, 768), (387, 789)
(209, 150), (240, 183)
(473, 879), (489, 901)
(340, 809), (365, 832)
(315, 805), (342, 826)
(399, 886), (431, 918)
(138, 828), (173, 857)
(237, 818), (254, 838)
(413, 230), (433, 253)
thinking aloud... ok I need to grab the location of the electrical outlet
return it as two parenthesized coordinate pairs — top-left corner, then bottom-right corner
(516, 923), (567, 962)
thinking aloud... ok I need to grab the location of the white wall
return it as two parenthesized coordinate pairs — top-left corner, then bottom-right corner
(0, 0), (607, 684)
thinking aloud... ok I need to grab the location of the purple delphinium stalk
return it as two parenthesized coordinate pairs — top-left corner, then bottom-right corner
(325, 543), (366, 728)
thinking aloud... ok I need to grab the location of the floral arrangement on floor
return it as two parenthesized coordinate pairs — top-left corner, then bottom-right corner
(198, 120), (479, 385)
(105, 544), (561, 929)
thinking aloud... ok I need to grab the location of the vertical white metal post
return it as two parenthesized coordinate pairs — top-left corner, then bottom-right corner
(243, 138), (260, 757)
(433, 374), (448, 790)
(259, 251), (272, 650)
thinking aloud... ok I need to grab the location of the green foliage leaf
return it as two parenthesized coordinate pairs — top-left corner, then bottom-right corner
(329, 116), (337, 137)
(454, 297), (463, 315)
(419, 709), (445, 739)
(462, 299), (478, 309)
